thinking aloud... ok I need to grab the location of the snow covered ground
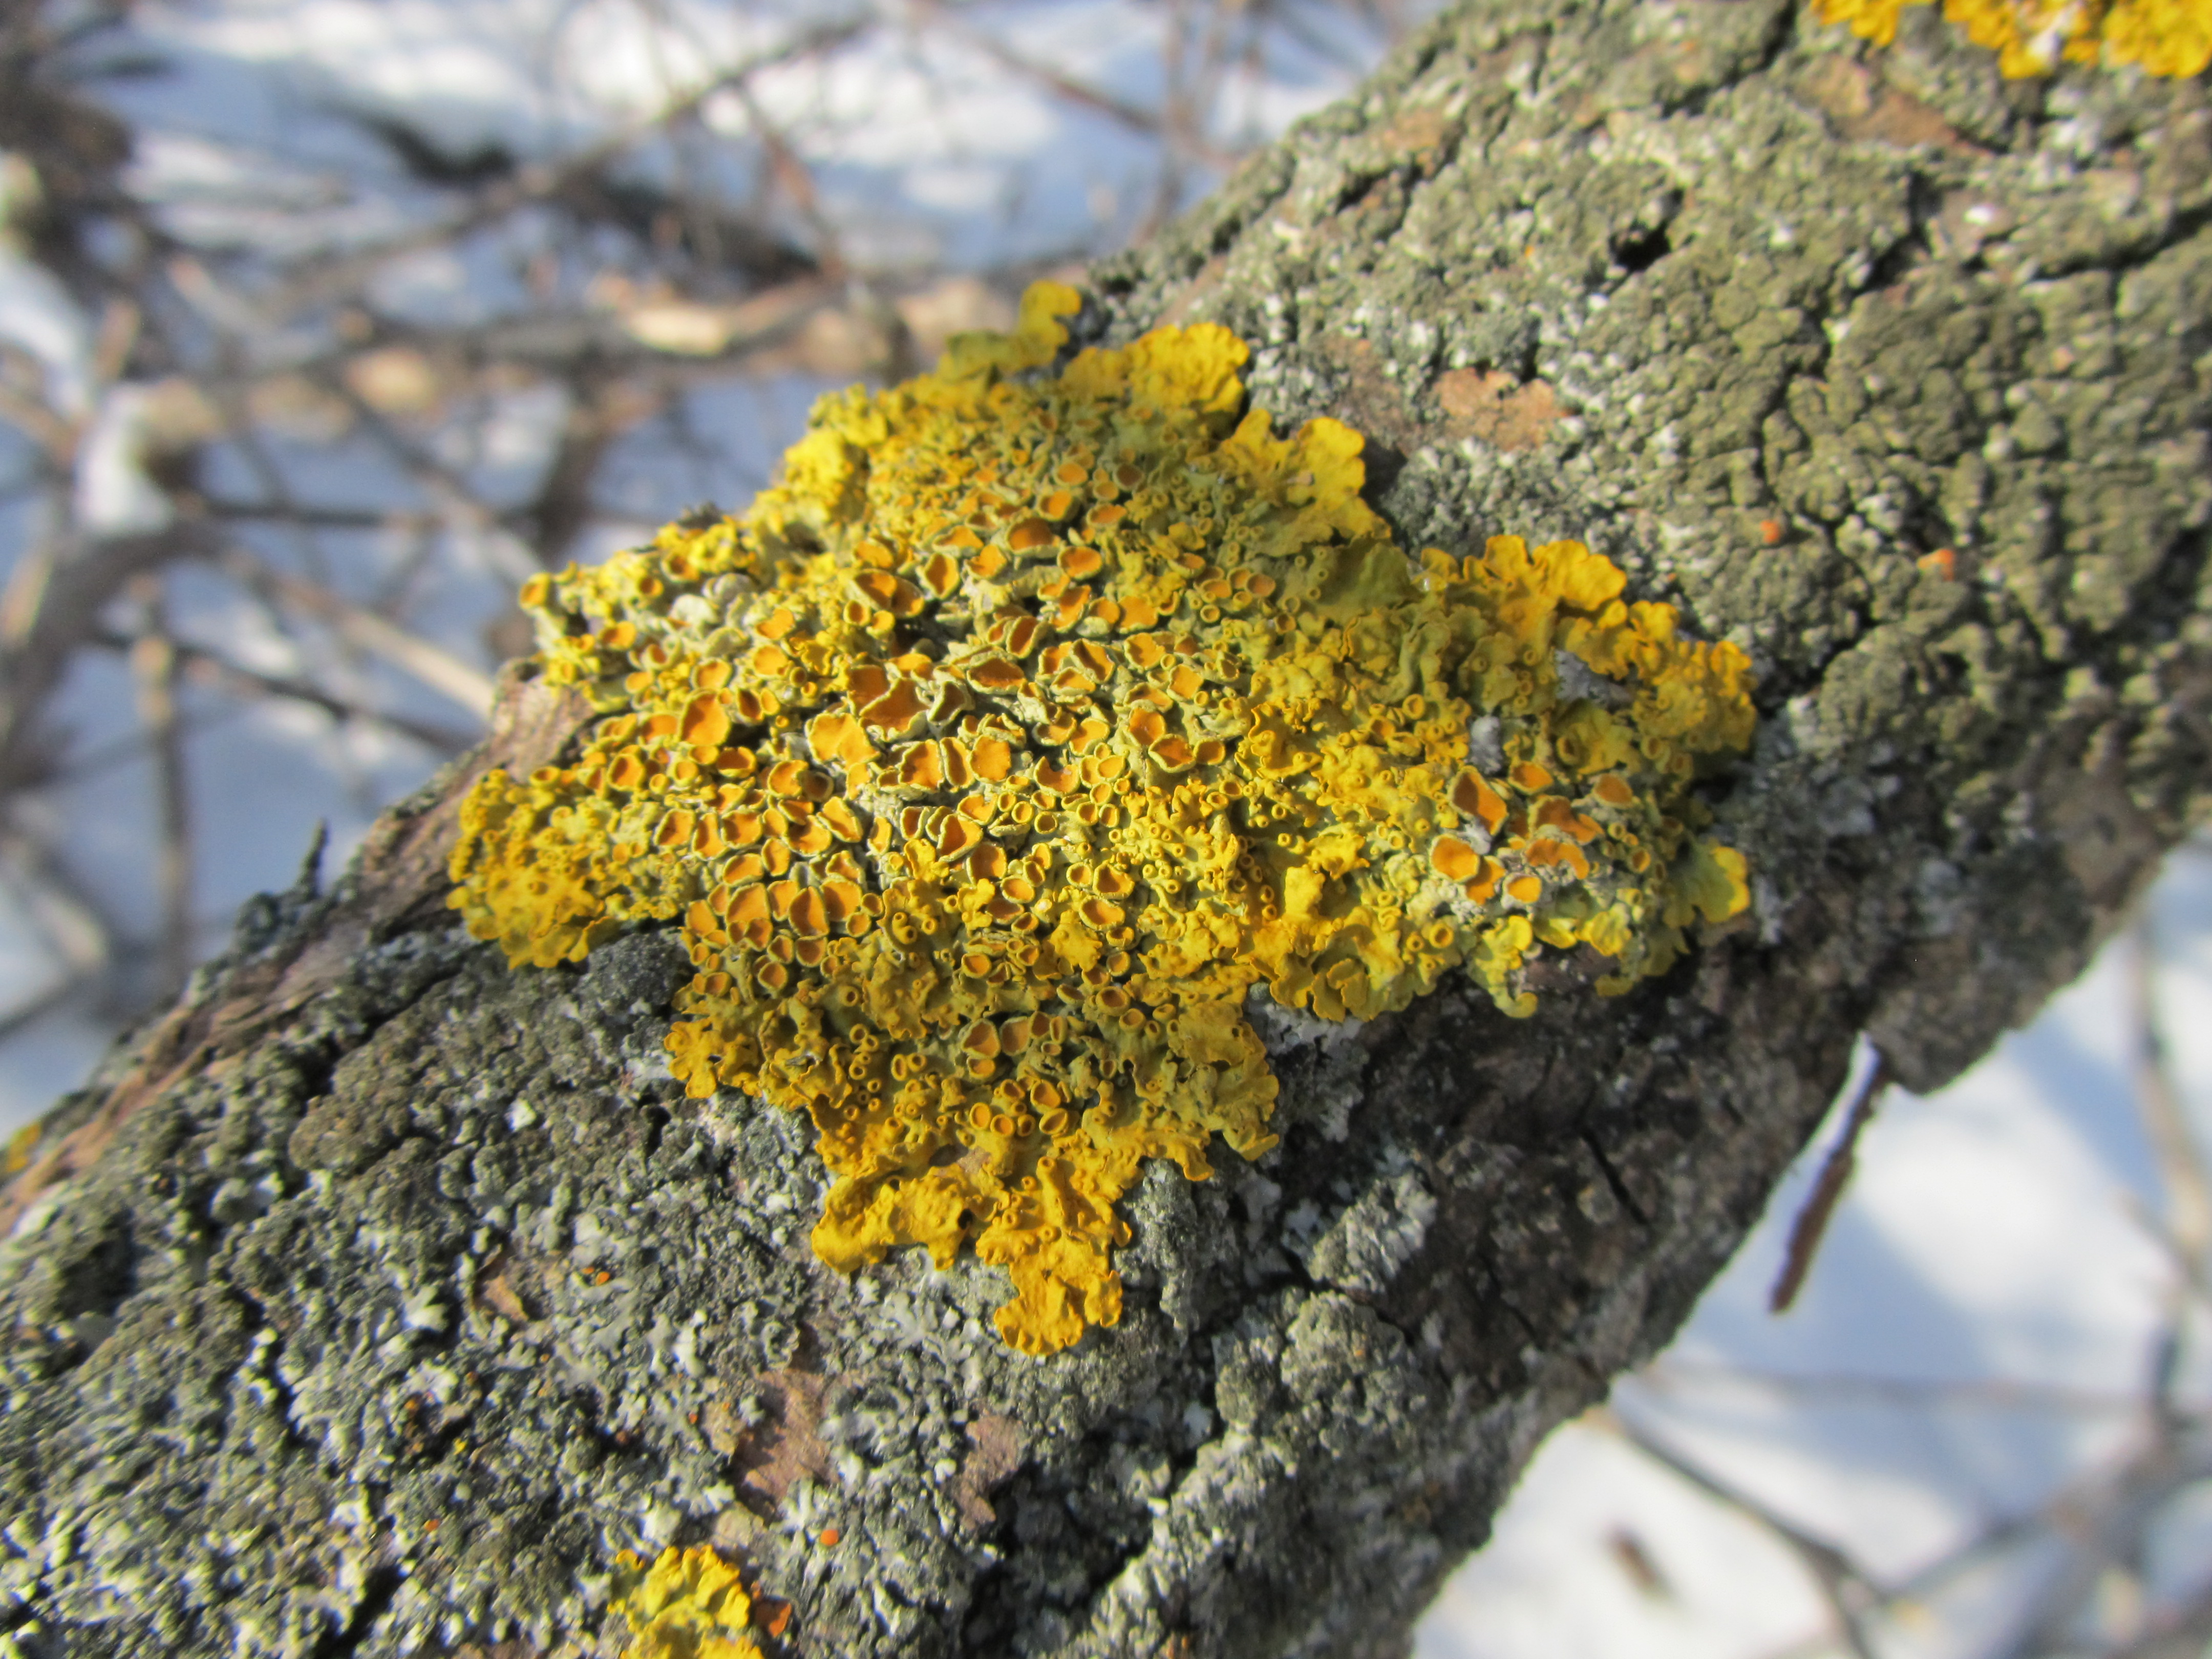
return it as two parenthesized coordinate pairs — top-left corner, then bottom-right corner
(1420, 848), (2212, 1657)
(3, 3), (2207, 1652)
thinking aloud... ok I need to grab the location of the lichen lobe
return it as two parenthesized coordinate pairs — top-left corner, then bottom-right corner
(446, 281), (1756, 1356)
(608, 1544), (768, 1659)
(1812, 0), (2212, 79)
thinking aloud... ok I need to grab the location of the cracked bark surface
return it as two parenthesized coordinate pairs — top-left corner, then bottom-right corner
(4, 2), (2210, 1655)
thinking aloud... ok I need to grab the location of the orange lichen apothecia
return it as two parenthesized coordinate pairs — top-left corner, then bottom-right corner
(605, 1545), (765, 1659)
(1812, 0), (2212, 78)
(447, 281), (1756, 1355)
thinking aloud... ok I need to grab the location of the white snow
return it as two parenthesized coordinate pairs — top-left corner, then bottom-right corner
(1419, 850), (2212, 1657)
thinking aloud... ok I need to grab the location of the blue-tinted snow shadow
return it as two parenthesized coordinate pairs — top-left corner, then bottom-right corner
(1624, 1201), (2142, 1546)
(1618, 853), (2212, 1561)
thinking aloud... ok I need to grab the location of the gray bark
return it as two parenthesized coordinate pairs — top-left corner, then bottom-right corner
(4, 2), (2209, 1655)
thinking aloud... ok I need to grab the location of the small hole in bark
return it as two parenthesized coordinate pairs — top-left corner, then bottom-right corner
(1612, 224), (1671, 274)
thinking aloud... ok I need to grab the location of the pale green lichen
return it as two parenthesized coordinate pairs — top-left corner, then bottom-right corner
(446, 281), (1756, 1354)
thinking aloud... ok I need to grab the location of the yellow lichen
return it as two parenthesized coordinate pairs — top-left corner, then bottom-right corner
(605, 1546), (764, 1659)
(1812, 0), (2212, 77)
(447, 280), (1757, 1355)
(3, 1122), (38, 1178)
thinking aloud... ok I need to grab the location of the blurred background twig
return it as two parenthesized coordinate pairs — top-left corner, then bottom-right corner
(1427, 873), (2212, 1658)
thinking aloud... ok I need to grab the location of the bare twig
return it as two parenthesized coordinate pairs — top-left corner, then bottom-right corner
(724, 79), (850, 283)
(315, 377), (548, 586)
(123, 576), (192, 1000)
(1600, 1409), (1884, 1659)
(0, 525), (60, 650)
(1984, 1416), (2212, 1659)
(86, 625), (476, 755)
(0, 823), (111, 982)
(0, 966), (104, 1045)
(1770, 1049), (1892, 1313)
(519, 364), (658, 569)
(254, 18), (867, 319)
(921, 5), (1205, 152)
(215, 547), (498, 715)
(0, 521), (217, 796)
(2127, 918), (2212, 1293)
(90, 296), (138, 387)
(0, 377), (77, 458)
(203, 500), (436, 531)
(1639, 1360), (2209, 1419)
(199, 384), (343, 590)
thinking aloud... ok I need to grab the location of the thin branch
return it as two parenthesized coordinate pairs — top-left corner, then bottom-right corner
(124, 577), (193, 1001)
(0, 522), (61, 652)
(90, 296), (139, 388)
(252, 19), (867, 321)
(1983, 1417), (2212, 1659)
(1874, 1417), (2212, 1623)
(0, 521), (215, 796)
(200, 377), (343, 590)
(1600, 1409), (1884, 1659)
(0, 377), (78, 458)
(724, 79), (850, 283)
(0, 823), (112, 980)
(86, 624), (476, 755)
(315, 370), (561, 585)
(1637, 1360), (2209, 1418)
(214, 547), (498, 716)
(2128, 918), (2212, 1289)
(1770, 1049), (1892, 1312)
(0, 965), (104, 1045)
(203, 499), (438, 533)
(517, 363), (653, 570)
(923, 3), (1233, 163)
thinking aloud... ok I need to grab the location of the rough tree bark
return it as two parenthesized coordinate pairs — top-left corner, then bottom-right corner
(4, 2), (2209, 1655)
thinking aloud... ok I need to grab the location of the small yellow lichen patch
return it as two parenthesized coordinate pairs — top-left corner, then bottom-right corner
(1812, 0), (1924, 46)
(1812, 0), (2212, 78)
(448, 281), (1757, 1355)
(3, 1122), (38, 1178)
(606, 1545), (764, 1659)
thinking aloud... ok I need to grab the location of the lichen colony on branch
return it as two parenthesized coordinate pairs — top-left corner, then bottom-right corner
(605, 1545), (767, 1659)
(1812, 0), (2212, 78)
(445, 282), (1756, 1355)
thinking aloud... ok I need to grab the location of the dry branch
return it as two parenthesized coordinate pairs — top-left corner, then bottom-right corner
(2, 3), (2210, 1657)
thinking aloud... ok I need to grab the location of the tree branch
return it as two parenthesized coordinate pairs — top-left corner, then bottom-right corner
(3, 4), (2209, 1657)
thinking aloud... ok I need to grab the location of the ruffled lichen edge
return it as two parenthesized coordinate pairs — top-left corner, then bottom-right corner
(605, 1544), (774, 1659)
(445, 281), (1757, 1357)
(1812, 0), (2212, 79)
